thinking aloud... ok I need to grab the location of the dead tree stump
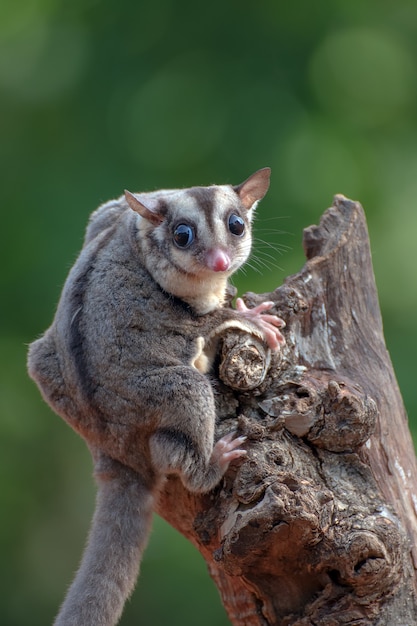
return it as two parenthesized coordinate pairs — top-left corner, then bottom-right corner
(156, 195), (417, 625)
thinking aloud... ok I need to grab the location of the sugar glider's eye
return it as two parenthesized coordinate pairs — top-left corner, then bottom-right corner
(228, 214), (245, 236)
(173, 224), (195, 248)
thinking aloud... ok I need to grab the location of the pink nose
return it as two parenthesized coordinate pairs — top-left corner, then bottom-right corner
(206, 249), (231, 272)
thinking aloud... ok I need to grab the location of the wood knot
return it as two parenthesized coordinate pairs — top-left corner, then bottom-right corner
(322, 518), (403, 600)
(219, 332), (274, 390)
(309, 380), (378, 451)
(260, 376), (378, 451)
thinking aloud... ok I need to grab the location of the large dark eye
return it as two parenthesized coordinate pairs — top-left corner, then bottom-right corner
(228, 213), (245, 236)
(173, 224), (194, 248)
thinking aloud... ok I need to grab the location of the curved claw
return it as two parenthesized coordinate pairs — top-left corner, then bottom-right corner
(212, 433), (247, 470)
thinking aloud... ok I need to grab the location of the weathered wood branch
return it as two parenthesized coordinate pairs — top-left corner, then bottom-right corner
(155, 195), (417, 625)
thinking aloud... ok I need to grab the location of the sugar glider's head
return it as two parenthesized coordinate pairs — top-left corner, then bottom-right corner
(124, 168), (271, 313)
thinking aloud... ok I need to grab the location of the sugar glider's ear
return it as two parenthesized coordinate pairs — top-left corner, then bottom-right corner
(234, 167), (271, 210)
(124, 190), (164, 225)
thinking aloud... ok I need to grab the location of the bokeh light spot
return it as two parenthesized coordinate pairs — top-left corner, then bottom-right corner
(124, 57), (228, 171)
(282, 119), (360, 208)
(0, 17), (89, 102)
(309, 27), (415, 128)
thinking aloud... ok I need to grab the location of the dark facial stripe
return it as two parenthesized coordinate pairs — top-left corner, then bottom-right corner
(188, 187), (217, 232)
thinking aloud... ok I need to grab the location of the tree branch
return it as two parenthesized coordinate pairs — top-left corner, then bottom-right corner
(155, 195), (417, 625)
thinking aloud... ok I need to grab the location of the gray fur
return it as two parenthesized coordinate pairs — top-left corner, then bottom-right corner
(28, 168), (280, 626)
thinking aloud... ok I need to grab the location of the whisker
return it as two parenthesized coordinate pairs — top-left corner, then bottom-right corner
(249, 253), (284, 273)
(255, 252), (283, 266)
(256, 215), (291, 223)
(243, 261), (264, 275)
(231, 221), (292, 280)
(254, 243), (292, 257)
(235, 266), (249, 277)
(255, 247), (287, 261)
(254, 236), (292, 250)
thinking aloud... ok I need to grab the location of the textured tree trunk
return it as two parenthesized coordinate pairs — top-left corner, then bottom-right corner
(155, 195), (417, 625)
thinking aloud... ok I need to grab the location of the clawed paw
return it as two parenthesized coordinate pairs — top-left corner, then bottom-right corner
(211, 432), (247, 470)
(236, 298), (286, 351)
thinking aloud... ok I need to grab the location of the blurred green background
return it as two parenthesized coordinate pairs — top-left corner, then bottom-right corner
(1, 1), (417, 624)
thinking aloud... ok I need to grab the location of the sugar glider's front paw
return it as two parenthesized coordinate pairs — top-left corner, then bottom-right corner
(212, 432), (247, 471)
(236, 298), (285, 351)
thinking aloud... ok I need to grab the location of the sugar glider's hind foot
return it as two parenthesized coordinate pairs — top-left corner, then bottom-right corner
(212, 432), (247, 470)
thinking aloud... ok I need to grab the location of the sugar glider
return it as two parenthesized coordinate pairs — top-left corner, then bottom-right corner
(28, 167), (285, 625)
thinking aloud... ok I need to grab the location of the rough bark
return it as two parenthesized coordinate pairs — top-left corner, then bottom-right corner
(155, 195), (417, 625)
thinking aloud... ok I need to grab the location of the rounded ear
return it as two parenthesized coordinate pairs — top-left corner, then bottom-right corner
(124, 190), (164, 225)
(234, 167), (271, 210)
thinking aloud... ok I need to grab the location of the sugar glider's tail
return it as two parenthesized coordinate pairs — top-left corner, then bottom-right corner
(54, 455), (155, 626)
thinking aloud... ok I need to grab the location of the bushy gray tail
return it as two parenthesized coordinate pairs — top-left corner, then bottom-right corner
(54, 456), (155, 626)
